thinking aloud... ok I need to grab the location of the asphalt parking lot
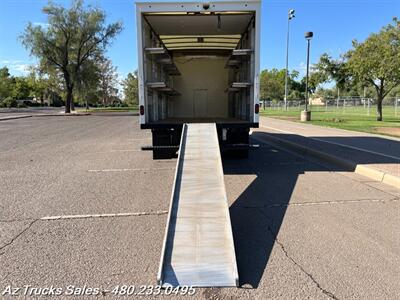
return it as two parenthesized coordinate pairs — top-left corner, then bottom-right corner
(0, 113), (399, 299)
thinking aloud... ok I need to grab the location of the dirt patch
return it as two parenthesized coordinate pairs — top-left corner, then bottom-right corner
(375, 127), (400, 137)
(274, 116), (298, 121)
(325, 117), (346, 123)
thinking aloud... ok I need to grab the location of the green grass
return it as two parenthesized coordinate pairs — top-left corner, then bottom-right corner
(260, 106), (400, 137)
(76, 106), (138, 113)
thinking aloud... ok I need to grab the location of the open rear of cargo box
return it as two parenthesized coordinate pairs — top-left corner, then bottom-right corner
(136, 1), (260, 158)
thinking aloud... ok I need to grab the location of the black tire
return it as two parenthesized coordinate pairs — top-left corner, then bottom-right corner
(235, 149), (249, 159)
(151, 128), (181, 160)
(153, 148), (173, 159)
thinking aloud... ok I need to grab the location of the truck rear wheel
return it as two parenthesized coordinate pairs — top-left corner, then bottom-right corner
(220, 127), (250, 159)
(235, 148), (249, 159)
(153, 148), (174, 159)
(152, 128), (180, 159)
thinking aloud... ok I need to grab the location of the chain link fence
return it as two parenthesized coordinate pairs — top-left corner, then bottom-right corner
(260, 97), (400, 117)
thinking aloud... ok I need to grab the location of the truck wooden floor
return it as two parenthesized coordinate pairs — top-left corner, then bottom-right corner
(157, 123), (238, 287)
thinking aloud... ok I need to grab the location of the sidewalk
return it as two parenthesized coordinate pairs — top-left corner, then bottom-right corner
(254, 117), (400, 189)
(0, 111), (90, 121)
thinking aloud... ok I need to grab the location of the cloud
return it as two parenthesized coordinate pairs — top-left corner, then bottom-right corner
(293, 61), (318, 78)
(12, 64), (31, 75)
(1, 60), (24, 64)
(295, 61), (306, 77)
(0, 60), (34, 75)
(33, 22), (50, 28)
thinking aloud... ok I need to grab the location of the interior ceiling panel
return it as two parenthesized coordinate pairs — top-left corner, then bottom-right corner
(168, 47), (236, 50)
(159, 34), (241, 50)
(145, 14), (253, 35)
(167, 43), (237, 47)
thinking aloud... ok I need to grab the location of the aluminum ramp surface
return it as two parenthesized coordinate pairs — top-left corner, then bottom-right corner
(157, 123), (238, 287)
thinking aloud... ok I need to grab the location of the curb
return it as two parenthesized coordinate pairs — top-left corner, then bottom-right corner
(89, 112), (139, 116)
(258, 132), (400, 190)
(34, 113), (91, 117)
(0, 115), (32, 121)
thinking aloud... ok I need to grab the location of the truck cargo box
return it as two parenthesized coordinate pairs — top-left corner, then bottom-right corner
(136, 1), (261, 158)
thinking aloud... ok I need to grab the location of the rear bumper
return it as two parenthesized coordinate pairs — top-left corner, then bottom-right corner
(140, 122), (259, 130)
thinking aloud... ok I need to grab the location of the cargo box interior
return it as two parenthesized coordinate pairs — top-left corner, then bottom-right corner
(141, 11), (256, 124)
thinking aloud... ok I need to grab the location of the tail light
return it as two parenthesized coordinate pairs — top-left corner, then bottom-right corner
(140, 105), (144, 116)
(255, 103), (259, 114)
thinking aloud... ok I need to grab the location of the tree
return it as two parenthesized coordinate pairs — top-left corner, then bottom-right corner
(287, 70), (307, 100)
(74, 58), (100, 107)
(347, 18), (400, 121)
(0, 67), (13, 100)
(260, 69), (286, 101)
(97, 56), (119, 106)
(21, 0), (122, 113)
(12, 77), (30, 100)
(44, 65), (65, 106)
(313, 53), (350, 97)
(122, 71), (138, 106)
(260, 69), (307, 102)
(74, 56), (120, 107)
(314, 87), (337, 99)
(27, 67), (49, 103)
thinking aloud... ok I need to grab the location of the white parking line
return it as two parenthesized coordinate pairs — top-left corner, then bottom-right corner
(88, 167), (174, 172)
(40, 210), (168, 220)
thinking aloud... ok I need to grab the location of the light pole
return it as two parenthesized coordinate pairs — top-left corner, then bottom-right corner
(301, 31), (313, 122)
(284, 9), (295, 110)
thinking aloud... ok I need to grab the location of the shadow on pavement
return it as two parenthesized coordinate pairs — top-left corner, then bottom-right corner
(253, 132), (400, 166)
(223, 132), (373, 288)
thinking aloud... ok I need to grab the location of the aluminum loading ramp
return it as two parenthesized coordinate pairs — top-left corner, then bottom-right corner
(157, 123), (239, 287)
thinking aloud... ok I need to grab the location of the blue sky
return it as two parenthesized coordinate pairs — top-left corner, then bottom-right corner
(0, 0), (398, 80)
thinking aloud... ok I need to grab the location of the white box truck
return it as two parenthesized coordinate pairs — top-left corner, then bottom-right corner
(136, 0), (261, 159)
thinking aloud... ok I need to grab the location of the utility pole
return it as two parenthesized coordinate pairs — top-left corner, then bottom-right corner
(305, 32), (313, 111)
(284, 9), (295, 111)
(363, 86), (366, 109)
(301, 31), (313, 122)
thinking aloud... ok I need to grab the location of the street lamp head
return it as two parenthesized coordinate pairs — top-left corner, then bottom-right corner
(288, 9), (295, 20)
(305, 31), (314, 40)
